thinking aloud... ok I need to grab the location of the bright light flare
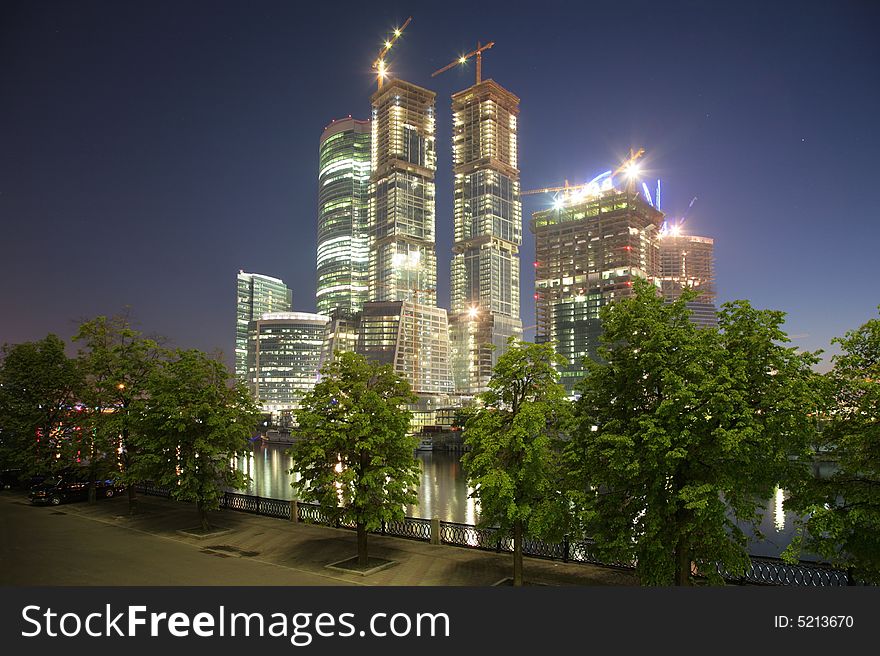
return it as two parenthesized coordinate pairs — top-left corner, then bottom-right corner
(669, 224), (682, 237)
(378, 60), (387, 78)
(385, 40), (392, 49)
(553, 197), (565, 210)
(467, 306), (479, 319)
(459, 56), (467, 64)
(625, 162), (641, 179)
(394, 29), (401, 37)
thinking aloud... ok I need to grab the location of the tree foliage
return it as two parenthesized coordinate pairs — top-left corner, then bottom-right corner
(567, 279), (819, 585)
(74, 314), (162, 507)
(785, 308), (880, 582)
(138, 349), (259, 530)
(461, 339), (570, 586)
(0, 335), (82, 475)
(290, 352), (419, 566)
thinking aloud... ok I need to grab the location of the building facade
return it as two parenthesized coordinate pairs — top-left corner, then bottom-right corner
(362, 78), (453, 406)
(658, 230), (717, 327)
(368, 79), (438, 304)
(448, 80), (524, 395)
(316, 117), (371, 316)
(235, 271), (292, 382)
(531, 187), (663, 392)
(246, 312), (330, 417)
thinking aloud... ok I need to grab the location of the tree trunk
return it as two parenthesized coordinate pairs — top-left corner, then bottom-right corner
(127, 484), (138, 515)
(357, 521), (369, 567)
(198, 500), (211, 531)
(513, 519), (524, 587)
(674, 539), (692, 586)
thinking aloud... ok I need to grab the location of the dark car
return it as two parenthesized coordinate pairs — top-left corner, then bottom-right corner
(28, 475), (123, 505)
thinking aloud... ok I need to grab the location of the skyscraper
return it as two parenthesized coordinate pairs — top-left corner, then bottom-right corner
(658, 230), (717, 327)
(368, 79), (437, 303)
(235, 271), (293, 382)
(448, 80), (523, 394)
(531, 185), (663, 392)
(363, 78), (452, 399)
(316, 117), (371, 316)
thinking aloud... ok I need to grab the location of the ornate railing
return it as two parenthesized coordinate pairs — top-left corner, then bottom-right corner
(134, 485), (862, 586)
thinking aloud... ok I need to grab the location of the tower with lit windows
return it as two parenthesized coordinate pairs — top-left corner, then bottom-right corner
(448, 80), (523, 395)
(530, 184), (663, 392)
(658, 229), (717, 327)
(362, 78), (452, 399)
(235, 271), (292, 382)
(316, 117), (371, 316)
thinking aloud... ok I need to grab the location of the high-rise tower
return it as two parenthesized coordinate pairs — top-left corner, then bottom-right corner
(448, 80), (523, 394)
(531, 186), (663, 392)
(316, 117), (371, 316)
(658, 230), (717, 327)
(362, 78), (452, 400)
(235, 271), (293, 382)
(368, 79), (437, 304)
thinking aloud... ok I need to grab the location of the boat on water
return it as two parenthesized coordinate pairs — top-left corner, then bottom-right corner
(416, 435), (434, 452)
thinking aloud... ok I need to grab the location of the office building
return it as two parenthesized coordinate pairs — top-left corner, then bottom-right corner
(246, 312), (330, 417)
(531, 185), (663, 392)
(448, 80), (523, 394)
(658, 229), (717, 327)
(235, 271), (292, 382)
(316, 117), (371, 315)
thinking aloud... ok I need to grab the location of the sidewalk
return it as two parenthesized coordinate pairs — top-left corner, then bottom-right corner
(2, 491), (637, 586)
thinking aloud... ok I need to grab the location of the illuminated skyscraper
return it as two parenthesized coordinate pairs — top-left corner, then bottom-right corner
(316, 117), (371, 316)
(364, 78), (452, 401)
(448, 80), (523, 394)
(235, 271), (292, 382)
(531, 185), (663, 392)
(368, 79), (437, 303)
(658, 230), (717, 327)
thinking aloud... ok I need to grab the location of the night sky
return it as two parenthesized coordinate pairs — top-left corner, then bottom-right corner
(3, 0), (878, 372)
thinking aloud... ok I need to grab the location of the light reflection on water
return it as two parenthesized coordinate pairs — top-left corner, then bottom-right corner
(234, 442), (826, 558)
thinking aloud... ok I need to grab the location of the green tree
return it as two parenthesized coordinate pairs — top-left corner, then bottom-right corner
(461, 339), (570, 586)
(290, 352), (418, 568)
(568, 279), (819, 585)
(785, 308), (880, 582)
(0, 335), (82, 475)
(74, 314), (163, 507)
(139, 349), (259, 530)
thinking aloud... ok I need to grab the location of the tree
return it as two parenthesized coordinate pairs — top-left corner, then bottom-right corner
(567, 279), (819, 585)
(0, 335), (82, 476)
(139, 349), (259, 530)
(784, 308), (880, 582)
(290, 352), (419, 568)
(461, 339), (570, 586)
(74, 314), (163, 507)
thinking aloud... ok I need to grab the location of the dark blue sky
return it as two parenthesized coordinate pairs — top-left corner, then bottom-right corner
(2, 0), (878, 371)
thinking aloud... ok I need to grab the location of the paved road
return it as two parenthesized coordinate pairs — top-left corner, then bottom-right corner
(0, 494), (356, 586)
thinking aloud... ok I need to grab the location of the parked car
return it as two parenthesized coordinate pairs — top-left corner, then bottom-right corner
(28, 474), (124, 505)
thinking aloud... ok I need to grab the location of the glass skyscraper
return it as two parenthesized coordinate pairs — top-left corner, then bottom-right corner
(235, 271), (292, 382)
(531, 188), (663, 392)
(658, 231), (717, 327)
(316, 117), (371, 316)
(448, 80), (523, 395)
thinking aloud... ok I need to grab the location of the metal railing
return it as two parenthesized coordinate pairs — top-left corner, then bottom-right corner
(134, 485), (861, 586)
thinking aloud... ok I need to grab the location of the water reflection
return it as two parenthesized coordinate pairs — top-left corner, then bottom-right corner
(234, 442), (814, 557)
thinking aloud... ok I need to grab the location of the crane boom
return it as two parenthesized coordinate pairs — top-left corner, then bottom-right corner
(431, 41), (495, 84)
(372, 16), (412, 89)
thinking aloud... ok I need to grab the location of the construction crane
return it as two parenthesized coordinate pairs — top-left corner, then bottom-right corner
(521, 148), (646, 199)
(372, 16), (412, 90)
(431, 41), (495, 85)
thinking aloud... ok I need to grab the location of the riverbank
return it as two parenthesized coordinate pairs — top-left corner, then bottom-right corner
(0, 491), (636, 586)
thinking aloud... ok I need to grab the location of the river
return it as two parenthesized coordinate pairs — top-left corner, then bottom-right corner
(234, 441), (831, 559)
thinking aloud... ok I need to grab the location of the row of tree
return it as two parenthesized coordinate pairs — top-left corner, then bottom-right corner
(0, 315), (260, 529)
(289, 280), (879, 586)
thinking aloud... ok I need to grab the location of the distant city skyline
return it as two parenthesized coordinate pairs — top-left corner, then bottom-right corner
(3, 1), (879, 373)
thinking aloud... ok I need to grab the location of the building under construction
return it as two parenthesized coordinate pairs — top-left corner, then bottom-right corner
(363, 77), (453, 401)
(658, 231), (717, 327)
(531, 186), (663, 392)
(448, 79), (524, 395)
